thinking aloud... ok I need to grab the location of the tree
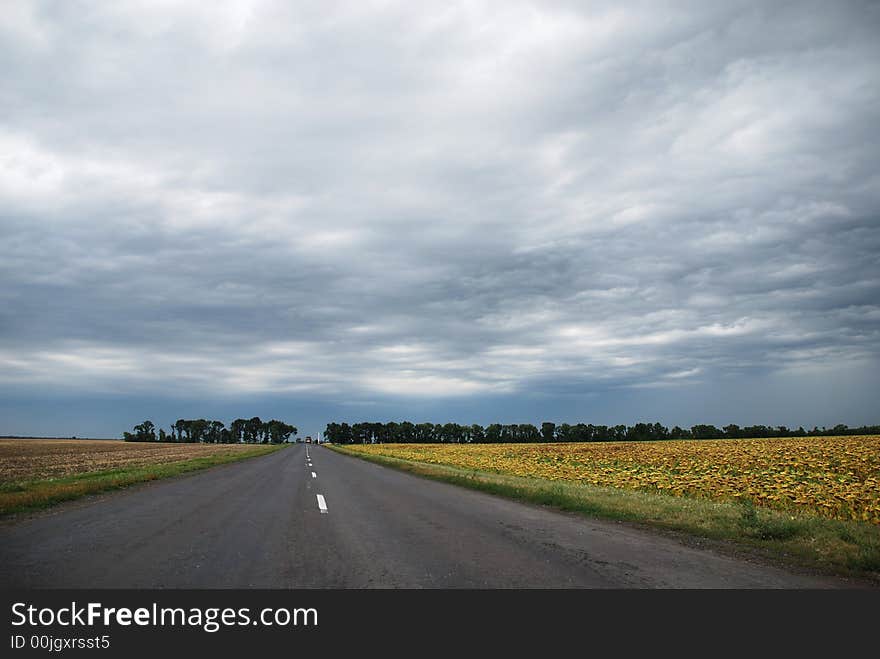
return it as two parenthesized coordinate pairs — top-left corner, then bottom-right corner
(124, 420), (156, 442)
(229, 419), (247, 444)
(352, 422), (370, 444)
(691, 424), (722, 440)
(398, 421), (415, 443)
(541, 422), (556, 442)
(127, 417), (299, 444)
(324, 422), (341, 443)
(414, 423), (434, 443)
(264, 420), (297, 443)
(207, 421), (225, 443)
(189, 419), (209, 443)
(245, 417), (263, 443)
(518, 424), (540, 442)
(440, 423), (464, 443)
(173, 419), (187, 442)
(382, 422), (399, 443)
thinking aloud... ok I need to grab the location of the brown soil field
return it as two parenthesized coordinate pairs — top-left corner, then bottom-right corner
(0, 439), (275, 483)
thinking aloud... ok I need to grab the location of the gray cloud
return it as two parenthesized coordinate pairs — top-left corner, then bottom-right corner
(1, 1), (879, 431)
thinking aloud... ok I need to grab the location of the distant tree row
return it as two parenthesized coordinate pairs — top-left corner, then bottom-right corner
(323, 421), (880, 444)
(124, 418), (297, 444)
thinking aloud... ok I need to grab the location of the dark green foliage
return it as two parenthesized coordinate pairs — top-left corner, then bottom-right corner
(321, 419), (880, 445)
(691, 424), (724, 439)
(123, 418), (297, 443)
(123, 420), (156, 442)
(625, 422), (669, 442)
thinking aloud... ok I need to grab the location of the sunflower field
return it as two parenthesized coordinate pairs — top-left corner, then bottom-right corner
(344, 436), (880, 524)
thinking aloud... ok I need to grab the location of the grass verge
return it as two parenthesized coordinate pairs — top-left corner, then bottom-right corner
(0, 444), (287, 517)
(329, 445), (880, 581)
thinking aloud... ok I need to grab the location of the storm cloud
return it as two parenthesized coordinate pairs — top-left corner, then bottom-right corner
(2, 1), (879, 435)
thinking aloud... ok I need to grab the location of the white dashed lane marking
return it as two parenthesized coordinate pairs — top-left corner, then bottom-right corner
(316, 494), (328, 513)
(311, 472), (317, 478)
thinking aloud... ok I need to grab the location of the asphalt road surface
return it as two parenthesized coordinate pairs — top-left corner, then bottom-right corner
(0, 444), (856, 588)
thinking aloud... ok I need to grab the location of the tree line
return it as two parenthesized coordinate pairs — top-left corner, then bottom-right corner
(323, 421), (880, 444)
(124, 418), (298, 444)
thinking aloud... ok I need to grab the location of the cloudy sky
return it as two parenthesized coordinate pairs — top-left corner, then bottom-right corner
(2, 1), (879, 437)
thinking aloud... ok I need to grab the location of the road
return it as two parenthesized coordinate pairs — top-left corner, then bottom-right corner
(0, 443), (855, 588)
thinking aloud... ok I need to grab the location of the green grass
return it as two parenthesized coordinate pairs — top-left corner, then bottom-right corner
(329, 445), (880, 581)
(0, 444), (287, 517)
